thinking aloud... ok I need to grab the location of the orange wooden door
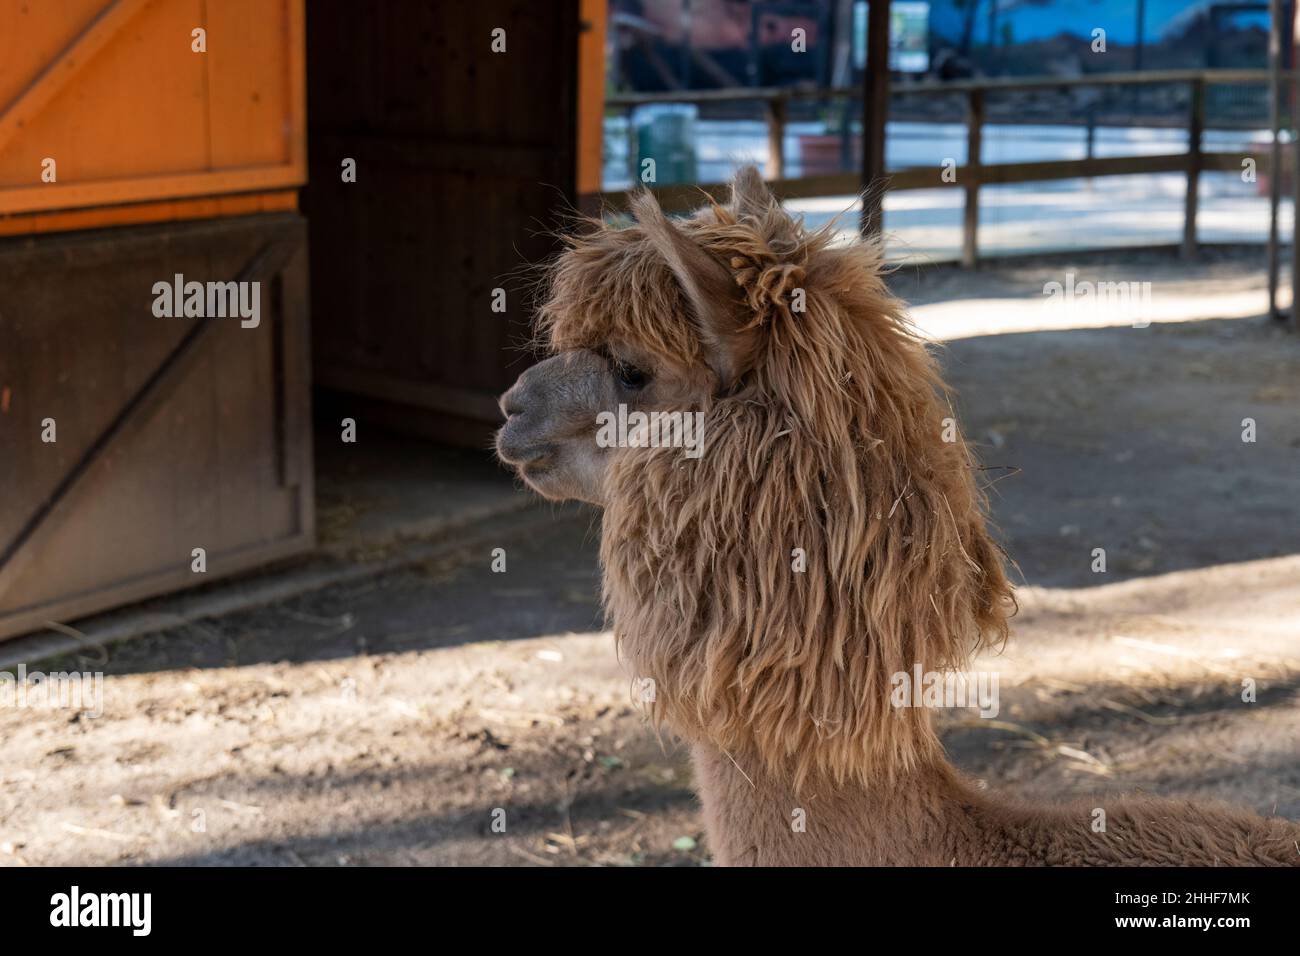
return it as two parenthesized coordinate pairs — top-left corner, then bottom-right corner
(0, 0), (305, 227)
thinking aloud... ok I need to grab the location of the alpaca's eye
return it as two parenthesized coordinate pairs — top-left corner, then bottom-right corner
(614, 361), (649, 391)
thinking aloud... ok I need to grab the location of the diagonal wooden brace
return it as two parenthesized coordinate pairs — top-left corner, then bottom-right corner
(0, 238), (299, 606)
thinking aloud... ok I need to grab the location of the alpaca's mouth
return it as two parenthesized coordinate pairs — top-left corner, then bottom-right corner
(502, 443), (553, 472)
(519, 457), (551, 480)
(495, 424), (564, 496)
(495, 425), (551, 469)
(503, 444), (556, 487)
(518, 458), (576, 502)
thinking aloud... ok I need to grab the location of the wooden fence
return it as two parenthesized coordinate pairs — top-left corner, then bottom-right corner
(601, 69), (1295, 269)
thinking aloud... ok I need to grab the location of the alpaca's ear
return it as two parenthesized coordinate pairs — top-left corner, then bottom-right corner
(731, 164), (775, 222)
(731, 165), (798, 246)
(630, 189), (759, 391)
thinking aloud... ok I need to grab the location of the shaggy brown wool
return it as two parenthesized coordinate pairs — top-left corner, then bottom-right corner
(527, 167), (1300, 865)
(546, 174), (1012, 789)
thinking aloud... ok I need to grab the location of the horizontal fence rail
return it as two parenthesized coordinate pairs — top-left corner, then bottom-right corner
(598, 69), (1297, 268)
(605, 68), (1297, 106)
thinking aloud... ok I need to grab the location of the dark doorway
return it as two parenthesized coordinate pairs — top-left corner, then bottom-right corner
(303, 1), (579, 446)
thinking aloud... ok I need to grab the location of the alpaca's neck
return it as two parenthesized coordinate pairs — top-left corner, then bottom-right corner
(689, 742), (994, 866)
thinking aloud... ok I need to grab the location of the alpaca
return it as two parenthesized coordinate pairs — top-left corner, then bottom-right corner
(495, 166), (1300, 866)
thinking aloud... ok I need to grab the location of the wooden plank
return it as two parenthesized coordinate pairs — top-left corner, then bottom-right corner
(962, 88), (984, 268)
(0, 0), (155, 158)
(605, 70), (1299, 107)
(0, 534), (312, 642)
(1182, 78), (1204, 259)
(576, 0), (607, 196)
(0, 236), (299, 605)
(0, 165), (304, 216)
(952, 153), (1192, 187)
(207, 0), (293, 167)
(276, 239), (312, 495)
(607, 86), (798, 107)
(860, 0), (890, 235)
(601, 154), (1200, 215)
(285, 0), (307, 184)
(765, 99), (786, 180)
(0, 207), (297, 266)
(1202, 151), (1276, 173)
(896, 67), (1291, 96)
(1268, 0), (1283, 319)
(0, 189), (297, 237)
(1293, 0), (1300, 324)
(599, 172), (862, 213)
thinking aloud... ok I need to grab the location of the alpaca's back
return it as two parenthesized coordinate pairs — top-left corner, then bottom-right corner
(695, 742), (1300, 866)
(982, 790), (1300, 868)
(978, 793), (1300, 867)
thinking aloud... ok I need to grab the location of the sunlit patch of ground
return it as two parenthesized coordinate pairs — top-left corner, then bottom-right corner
(0, 553), (1296, 866)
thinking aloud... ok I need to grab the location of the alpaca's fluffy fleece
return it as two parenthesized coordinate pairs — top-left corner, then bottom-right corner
(541, 181), (1015, 789)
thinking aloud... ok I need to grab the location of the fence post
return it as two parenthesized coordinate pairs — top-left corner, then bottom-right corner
(1182, 77), (1204, 259)
(626, 105), (638, 186)
(765, 97), (786, 180)
(1267, 0), (1282, 319)
(1292, 12), (1300, 326)
(859, 0), (891, 236)
(962, 88), (984, 268)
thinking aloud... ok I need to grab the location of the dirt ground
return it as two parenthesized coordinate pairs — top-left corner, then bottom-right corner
(2, 247), (1298, 867)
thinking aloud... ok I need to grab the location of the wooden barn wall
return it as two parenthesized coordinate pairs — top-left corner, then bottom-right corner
(0, 215), (314, 641)
(304, 0), (580, 445)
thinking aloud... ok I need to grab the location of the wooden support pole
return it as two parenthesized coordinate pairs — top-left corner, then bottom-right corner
(860, 0), (891, 237)
(962, 88), (984, 268)
(627, 106), (638, 185)
(576, 0), (610, 204)
(1182, 77), (1204, 259)
(765, 98), (786, 180)
(1268, 0), (1282, 319)
(1292, 0), (1300, 326)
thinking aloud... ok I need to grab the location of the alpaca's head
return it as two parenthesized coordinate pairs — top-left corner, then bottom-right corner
(494, 176), (754, 504)
(497, 167), (1014, 785)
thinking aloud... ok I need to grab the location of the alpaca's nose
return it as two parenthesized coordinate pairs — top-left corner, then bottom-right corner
(499, 382), (525, 420)
(495, 380), (551, 468)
